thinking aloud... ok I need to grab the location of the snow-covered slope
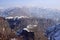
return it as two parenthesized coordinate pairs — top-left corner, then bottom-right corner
(0, 7), (60, 21)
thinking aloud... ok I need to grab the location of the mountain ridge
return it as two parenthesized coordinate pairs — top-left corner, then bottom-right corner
(0, 7), (60, 21)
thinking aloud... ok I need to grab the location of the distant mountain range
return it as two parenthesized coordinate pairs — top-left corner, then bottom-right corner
(0, 7), (60, 21)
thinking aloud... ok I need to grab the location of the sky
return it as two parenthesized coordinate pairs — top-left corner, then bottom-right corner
(0, 0), (60, 10)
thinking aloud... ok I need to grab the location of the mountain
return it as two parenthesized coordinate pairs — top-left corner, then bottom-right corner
(0, 7), (60, 21)
(28, 7), (60, 19)
(2, 7), (31, 17)
(26, 7), (60, 22)
(0, 9), (4, 16)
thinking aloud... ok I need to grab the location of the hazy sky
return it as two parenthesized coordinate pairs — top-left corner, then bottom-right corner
(0, 0), (60, 9)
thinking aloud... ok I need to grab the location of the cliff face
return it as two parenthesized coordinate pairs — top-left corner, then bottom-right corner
(0, 17), (56, 40)
(6, 17), (55, 40)
(0, 17), (11, 35)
